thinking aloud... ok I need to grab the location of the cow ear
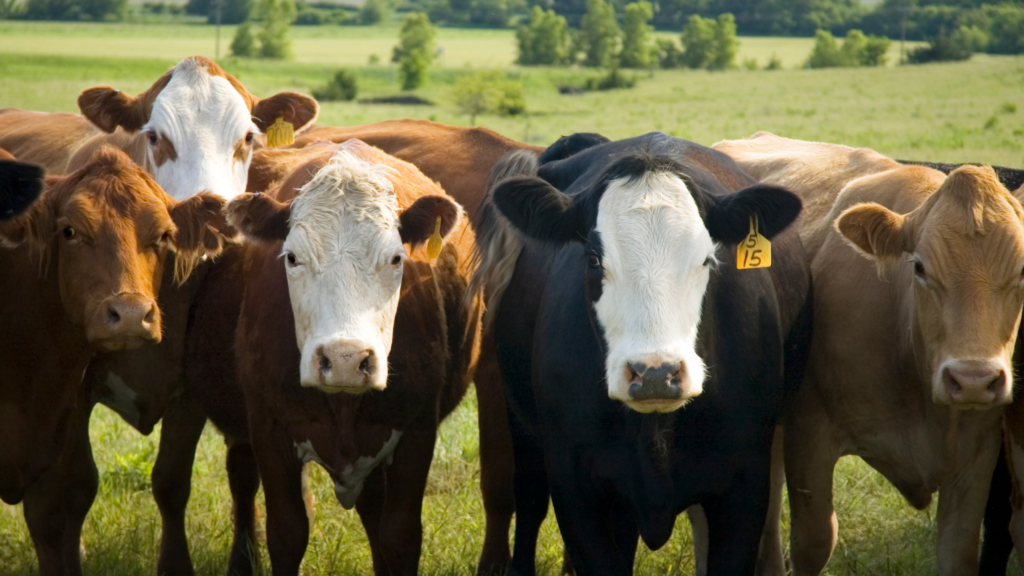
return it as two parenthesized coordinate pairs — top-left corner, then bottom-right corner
(538, 132), (610, 164)
(705, 184), (802, 244)
(79, 87), (148, 133)
(835, 202), (908, 267)
(492, 175), (583, 245)
(252, 92), (319, 135)
(226, 192), (291, 242)
(399, 195), (460, 246)
(168, 192), (233, 283)
(0, 160), (45, 222)
(0, 175), (59, 248)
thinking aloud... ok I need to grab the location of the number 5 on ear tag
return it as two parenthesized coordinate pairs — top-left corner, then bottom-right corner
(736, 215), (771, 269)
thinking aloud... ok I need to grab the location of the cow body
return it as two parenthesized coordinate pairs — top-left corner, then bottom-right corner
(0, 148), (228, 576)
(476, 132), (810, 575)
(714, 132), (1024, 576)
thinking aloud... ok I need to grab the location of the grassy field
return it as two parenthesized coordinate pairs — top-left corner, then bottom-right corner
(0, 20), (1023, 575)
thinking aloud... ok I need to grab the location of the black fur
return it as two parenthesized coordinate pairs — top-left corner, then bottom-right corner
(705, 184), (803, 244)
(398, 195), (459, 246)
(538, 132), (611, 165)
(0, 160), (44, 222)
(899, 160), (1024, 192)
(492, 176), (583, 244)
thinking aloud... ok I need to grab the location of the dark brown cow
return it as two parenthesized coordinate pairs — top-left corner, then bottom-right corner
(0, 147), (228, 576)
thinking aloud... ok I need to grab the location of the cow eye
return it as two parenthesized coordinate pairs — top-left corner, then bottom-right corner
(286, 252), (299, 267)
(390, 254), (403, 267)
(703, 256), (712, 267)
(147, 131), (159, 146)
(63, 226), (75, 239)
(245, 132), (254, 145)
(160, 232), (172, 244)
(588, 254), (601, 268)
(913, 259), (926, 279)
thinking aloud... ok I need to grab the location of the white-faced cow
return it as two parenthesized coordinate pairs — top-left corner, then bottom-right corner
(713, 131), (1024, 576)
(472, 132), (810, 575)
(0, 147), (228, 576)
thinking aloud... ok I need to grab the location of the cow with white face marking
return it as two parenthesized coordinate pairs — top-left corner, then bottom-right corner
(163, 139), (484, 576)
(473, 132), (811, 575)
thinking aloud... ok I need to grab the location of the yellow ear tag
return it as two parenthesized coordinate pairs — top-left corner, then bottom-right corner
(427, 216), (444, 259)
(736, 215), (771, 269)
(266, 116), (295, 147)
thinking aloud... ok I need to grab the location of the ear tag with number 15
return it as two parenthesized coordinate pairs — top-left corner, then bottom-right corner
(736, 215), (771, 269)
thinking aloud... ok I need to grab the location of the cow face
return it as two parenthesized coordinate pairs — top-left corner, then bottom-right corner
(227, 150), (459, 393)
(0, 147), (230, 351)
(78, 56), (319, 202)
(494, 153), (801, 413)
(837, 165), (1024, 408)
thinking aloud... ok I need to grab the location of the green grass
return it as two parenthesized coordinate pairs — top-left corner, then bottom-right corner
(0, 21), (1023, 575)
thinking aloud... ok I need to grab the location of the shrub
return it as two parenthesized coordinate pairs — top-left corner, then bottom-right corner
(254, 0), (296, 58)
(452, 69), (526, 124)
(584, 67), (636, 90)
(359, 0), (387, 24)
(619, 0), (653, 69)
(230, 21), (258, 57)
(742, 57), (757, 70)
(908, 27), (975, 63)
(764, 53), (783, 70)
(708, 12), (738, 70)
(807, 29), (843, 67)
(807, 29), (890, 68)
(656, 37), (682, 69)
(984, 4), (1024, 55)
(392, 12), (437, 90)
(516, 6), (571, 65)
(680, 14), (714, 69)
(187, 0), (252, 24)
(313, 70), (358, 101)
(579, 0), (621, 68)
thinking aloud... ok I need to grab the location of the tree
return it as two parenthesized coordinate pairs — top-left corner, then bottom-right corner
(680, 14), (714, 69)
(230, 21), (258, 56)
(708, 12), (738, 70)
(313, 70), (359, 101)
(656, 37), (683, 68)
(578, 0), (621, 67)
(25, 0), (124, 20)
(516, 6), (571, 65)
(808, 28), (892, 67)
(186, 0), (251, 24)
(392, 12), (438, 90)
(807, 29), (844, 67)
(359, 0), (388, 24)
(253, 0), (296, 58)
(619, 1), (653, 68)
(452, 69), (527, 125)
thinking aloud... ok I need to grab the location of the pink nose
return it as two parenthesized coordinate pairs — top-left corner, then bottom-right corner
(312, 340), (381, 392)
(88, 294), (160, 349)
(942, 361), (1009, 406)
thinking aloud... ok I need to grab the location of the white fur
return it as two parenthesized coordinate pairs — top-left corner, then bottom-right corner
(333, 429), (402, 509)
(593, 173), (715, 413)
(283, 149), (405, 391)
(97, 372), (141, 429)
(143, 58), (256, 201)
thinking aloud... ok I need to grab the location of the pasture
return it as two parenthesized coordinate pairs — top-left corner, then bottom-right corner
(0, 20), (1023, 575)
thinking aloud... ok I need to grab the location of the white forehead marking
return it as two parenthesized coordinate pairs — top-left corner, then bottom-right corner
(286, 150), (400, 272)
(147, 59), (255, 146)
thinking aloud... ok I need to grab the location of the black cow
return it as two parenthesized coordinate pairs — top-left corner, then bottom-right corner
(472, 132), (812, 575)
(898, 160), (1024, 192)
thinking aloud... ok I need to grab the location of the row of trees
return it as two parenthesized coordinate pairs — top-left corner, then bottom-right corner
(517, 0), (738, 69)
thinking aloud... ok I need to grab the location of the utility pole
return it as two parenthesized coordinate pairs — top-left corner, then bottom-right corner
(215, 0), (223, 59)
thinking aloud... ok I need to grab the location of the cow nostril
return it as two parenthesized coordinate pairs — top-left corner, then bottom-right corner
(989, 372), (1007, 393)
(106, 306), (121, 325)
(358, 350), (374, 375)
(317, 346), (331, 376)
(143, 304), (156, 325)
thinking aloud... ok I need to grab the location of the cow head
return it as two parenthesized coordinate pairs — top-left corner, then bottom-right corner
(0, 147), (231, 351)
(77, 56), (319, 202)
(494, 153), (801, 413)
(837, 165), (1024, 408)
(227, 149), (459, 393)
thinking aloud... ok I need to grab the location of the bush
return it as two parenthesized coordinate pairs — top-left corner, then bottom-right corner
(313, 69), (358, 101)
(24, 0), (125, 20)
(230, 21), (258, 56)
(392, 12), (437, 90)
(187, 0), (252, 24)
(679, 13), (737, 70)
(516, 6), (571, 65)
(584, 67), (636, 90)
(452, 69), (526, 124)
(982, 4), (1024, 55)
(579, 0), (621, 68)
(619, 1), (653, 69)
(359, 0), (387, 24)
(764, 53), (783, 70)
(708, 12), (738, 70)
(807, 29), (890, 68)
(908, 28), (974, 63)
(254, 0), (296, 58)
(656, 37), (682, 69)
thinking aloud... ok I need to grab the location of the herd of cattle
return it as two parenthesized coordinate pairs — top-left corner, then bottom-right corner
(2, 54), (1024, 576)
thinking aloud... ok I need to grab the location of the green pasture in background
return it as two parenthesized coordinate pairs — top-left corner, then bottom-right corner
(0, 20), (1023, 575)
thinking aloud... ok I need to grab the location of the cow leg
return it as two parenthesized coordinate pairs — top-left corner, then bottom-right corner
(226, 439), (262, 576)
(474, 335), (515, 575)
(23, 405), (97, 576)
(702, 456), (773, 575)
(979, 444), (1012, 576)
(687, 505), (709, 576)
(785, 392), (842, 576)
(508, 419), (550, 576)
(375, 430), (437, 576)
(153, 393), (207, 576)
(935, 424), (1001, 576)
(251, 418), (309, 576)
(755, 426), (787, 576)
(1004, 398), (1024, 573)
(355, 465), (389, 575)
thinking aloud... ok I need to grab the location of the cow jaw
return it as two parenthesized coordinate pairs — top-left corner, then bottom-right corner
(593, 173), (713, 413)
(143, 58), (256, 202)
(284, 152), (404, 393)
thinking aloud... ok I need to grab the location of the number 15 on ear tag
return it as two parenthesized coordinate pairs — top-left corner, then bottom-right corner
(736, 215), (771, 269)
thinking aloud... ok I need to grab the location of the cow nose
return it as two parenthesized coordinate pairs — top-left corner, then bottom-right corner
(942, 361), (1009, 406)
(313, 340), (381, 392)
(627, 362), (685, 402)
(89, 295), (161, 349)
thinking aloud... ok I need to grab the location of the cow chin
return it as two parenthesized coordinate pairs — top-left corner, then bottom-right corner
(931, 357), (1013, 409)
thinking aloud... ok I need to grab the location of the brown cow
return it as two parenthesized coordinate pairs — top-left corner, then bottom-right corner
(0, 55), (319, 201)
(0, 147), (229, 576)
(713, 132), (1024, 576)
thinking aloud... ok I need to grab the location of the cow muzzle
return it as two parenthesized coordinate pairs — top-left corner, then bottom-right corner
(87, 294), (161, 350)
(936, 359), (1011, 408)
(308, 339), (385, 393)
(619, 360), (699, 413)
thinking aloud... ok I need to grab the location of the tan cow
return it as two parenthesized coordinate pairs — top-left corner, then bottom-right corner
(0, 147), (229, 576)
(0, 55), (319, 201)
(713, 132), (1024, 576)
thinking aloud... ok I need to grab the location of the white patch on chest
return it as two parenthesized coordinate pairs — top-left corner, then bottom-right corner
(97, 372), (141, 429)
(293, 440), (333, 472)
(333, 429), (403, 509)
